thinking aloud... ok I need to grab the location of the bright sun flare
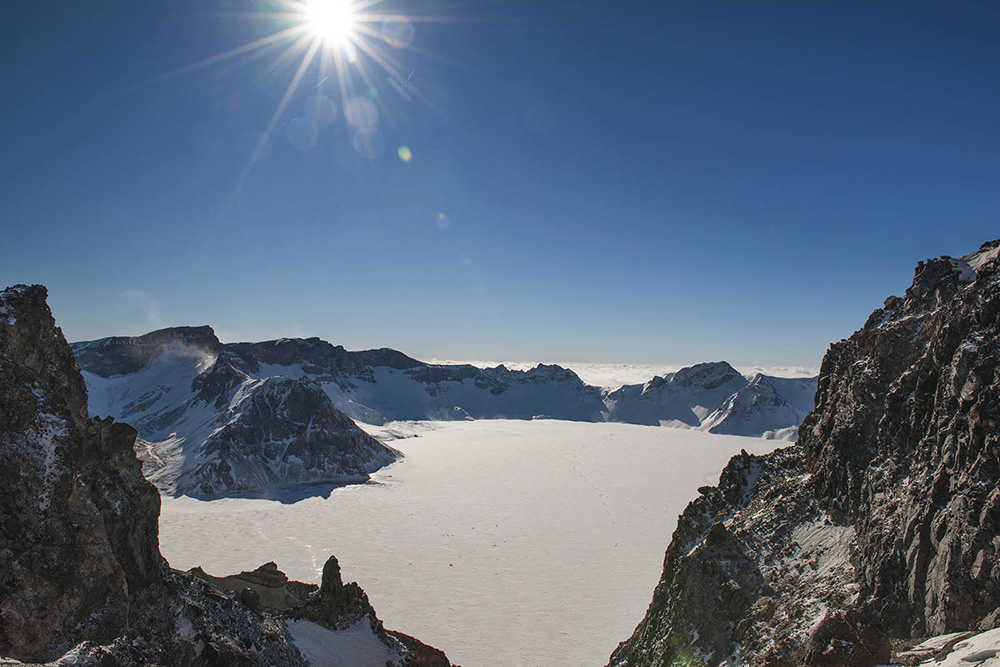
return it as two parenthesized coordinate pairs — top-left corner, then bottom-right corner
(306, 0), (357, 43)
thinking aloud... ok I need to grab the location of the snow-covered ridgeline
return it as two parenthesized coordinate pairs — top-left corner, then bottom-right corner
(72, 329), (817, 495)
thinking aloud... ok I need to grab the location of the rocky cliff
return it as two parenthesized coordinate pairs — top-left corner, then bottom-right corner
(608, 241), (1000, 666)
(0, 285), (451, 666)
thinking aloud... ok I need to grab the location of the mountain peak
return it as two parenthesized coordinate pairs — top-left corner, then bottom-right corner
(669, 361), (742, 389)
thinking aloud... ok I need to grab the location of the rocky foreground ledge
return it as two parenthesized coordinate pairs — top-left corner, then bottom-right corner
(0, 285), (453, 666)
(609, 241), (1000, 666)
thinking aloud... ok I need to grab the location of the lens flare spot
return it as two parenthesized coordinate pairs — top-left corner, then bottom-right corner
(367, 86), (379, 99)
(344, 96), (378, 131)
(397, 146), (412, 162)
(304, 94), (337, 127)
(286, 117), (318, 150)
(353, 129), (385, 159)
(343, 40), (358, 63)
(436, 213), (450, 229)
(380, 15), (415, 49)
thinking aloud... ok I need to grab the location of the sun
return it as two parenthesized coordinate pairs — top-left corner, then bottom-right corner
(305, 0), (357, 44)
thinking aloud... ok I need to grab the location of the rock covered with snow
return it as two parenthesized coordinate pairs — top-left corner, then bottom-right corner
(75, 328), (401, 497)
(0, 285), (452, 666)
(191, 557), (452, 667)
(609, 240), (1000, 667)
(603, 361), (815, 437)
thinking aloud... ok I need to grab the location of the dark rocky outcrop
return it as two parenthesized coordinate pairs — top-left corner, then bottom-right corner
(0, 285), (164, 661)
(169, 373), (399, 497)
(609, 241), (1000, 666)
(191, 558), (454, 667)
(0, 285), (452, 666)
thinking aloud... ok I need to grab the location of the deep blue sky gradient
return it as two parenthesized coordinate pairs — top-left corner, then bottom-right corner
(2, 1), (998, 366)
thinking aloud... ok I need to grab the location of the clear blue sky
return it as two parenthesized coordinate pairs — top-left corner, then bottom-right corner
(2, 0), (998, 366)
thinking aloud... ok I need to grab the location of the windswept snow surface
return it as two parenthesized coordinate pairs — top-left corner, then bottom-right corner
(158, 420), (780, 667)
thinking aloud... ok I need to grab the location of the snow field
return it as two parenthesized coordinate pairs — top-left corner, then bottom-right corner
(158, 420), (780, 667)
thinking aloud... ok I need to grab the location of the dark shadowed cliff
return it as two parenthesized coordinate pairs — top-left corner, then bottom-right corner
(609, 241), (1000, 666)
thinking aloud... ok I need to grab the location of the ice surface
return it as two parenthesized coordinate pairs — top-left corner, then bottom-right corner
(158, 420), (780, 667)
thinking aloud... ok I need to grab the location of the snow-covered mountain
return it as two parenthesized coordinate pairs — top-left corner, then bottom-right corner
(74, 331), (400, 496)
(604, 362), (816, 439)
(72, 330), (816, 495)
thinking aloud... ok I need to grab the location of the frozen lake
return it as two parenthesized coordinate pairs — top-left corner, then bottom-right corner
(158, 420), (781, 666)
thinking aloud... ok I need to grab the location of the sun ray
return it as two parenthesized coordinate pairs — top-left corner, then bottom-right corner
(122, 25), (309, 94)
(349, 38), (441, 113)
(122, 0), (482, 219)
(245, 31), (316, 92)
(232, 36), (322, 205)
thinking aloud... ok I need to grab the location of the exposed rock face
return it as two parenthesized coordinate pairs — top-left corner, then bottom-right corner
(0, 285), (452, 666)
(609, 241), (1000, 666)
(189, 561), (317, 612)
(0, 285), (163, 661)
(191, 557), (453, 666)
(170, 373), (398, 496)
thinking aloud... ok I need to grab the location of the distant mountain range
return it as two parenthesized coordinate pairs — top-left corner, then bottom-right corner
(71, 330), (816, 496)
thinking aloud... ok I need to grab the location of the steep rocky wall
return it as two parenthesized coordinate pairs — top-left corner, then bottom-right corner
(802, 244), (1000, 638)
(0, 285), (164, 661)
(609, 241), (1000, 667)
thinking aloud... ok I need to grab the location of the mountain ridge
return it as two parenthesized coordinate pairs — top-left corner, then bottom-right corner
(607, 239), (1000, 666)
(72, 331), (815, 496)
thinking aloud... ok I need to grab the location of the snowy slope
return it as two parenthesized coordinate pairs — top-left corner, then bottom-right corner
(703, 373), (817, 439)
(77, 336), (398, 496)
(602, 361), (816, 437)
(76, 331), (815, 439)
(73, 330), (816, 496)
(287, 620), (406, 667)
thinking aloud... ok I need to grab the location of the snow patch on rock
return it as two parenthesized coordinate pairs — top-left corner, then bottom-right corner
(287, 619), (405, 667)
